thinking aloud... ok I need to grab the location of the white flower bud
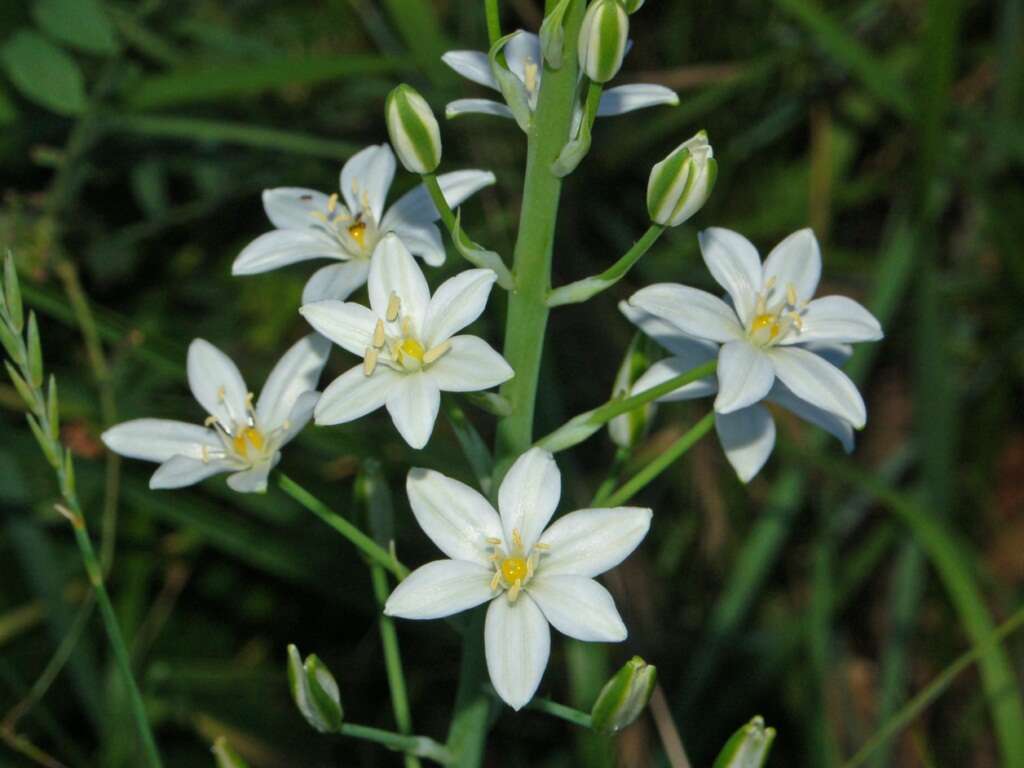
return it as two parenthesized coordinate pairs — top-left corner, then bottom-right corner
(578, 0), (629, 84)
(287, 644), (343, 733)
(712, 716), (776, 768)
(646, 130), (717, 227)
(590, 656), (657, 733)
(386, 84), (441, 174)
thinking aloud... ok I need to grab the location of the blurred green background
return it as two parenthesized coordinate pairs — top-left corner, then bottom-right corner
(1, 0), (1022, 766)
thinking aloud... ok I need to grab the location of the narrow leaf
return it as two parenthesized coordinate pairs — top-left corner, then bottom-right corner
(46, 375), (59, 440)
(26, 312), (43, 387)
(0, 30), (87, 116)
(27, 413), (60, 467)
(6, 360), (36, 410)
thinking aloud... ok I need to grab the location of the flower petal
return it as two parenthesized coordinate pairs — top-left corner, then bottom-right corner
(629, 284), (743, 343)
(783, 296), (883, 345)
(619, 301), (719, 361)
(299, 300), (377, 357)
(484, 593), (550, 711)
(262, 187), (334, 230)
(426, 336), (514, 393)
(769, 382), (854, 453)
(102, 419), (219, 463)
(340, 144), (395, 223)
(256, 334), (330, 432)
(715, 405), (776, 483)
(803, 341), (853, 367)
(698, 228), (764, 324)
(280, 390), (320, 444)
(762, 228), (821, 303)
(385, 560), (496, 620)
(528, 575), (626, 642)
(537, 507), (651, 578)
(386, 372), (441, 449)
(301, 260), (370, 304)
(407, 468), (503, 566)
(150, 455), (231, 489)
(423, 269), (497, 345)
(715, 340), (774, 414)
(388, 222), (446, 267)
(383, 170), (497, 228)
(368, 235), (430, 332)
(769, 345), (866, 428)
(597, 83), (679, 116)
(232, 229), (340, 275)
(498, 447), (561, 552)
(441, 50), (499, 90)
(187, 339), (249, 426)
(503, 31), (541, 85)
(314, 365), (401, 425)
(633, 356), (717, 402)
(445, 98), (515, 120)
(226, 458), (277, 494)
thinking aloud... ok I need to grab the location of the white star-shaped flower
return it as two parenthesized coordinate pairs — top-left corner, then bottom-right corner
(232, 143), (495, 303)
(300, 234), (513, 449)
(384, 448), (652, 710)
(442, 30), (678, 124)
(102, 335), (330, 493)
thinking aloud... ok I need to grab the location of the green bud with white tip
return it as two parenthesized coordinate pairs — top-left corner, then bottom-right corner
(712, 716), (776, 768)
(590, 656), (657, 733)
(287, 644), (343, 733)
(578, 0), (629, 84)
(386, 84), (442, 175)
(647, 130), (716, 227)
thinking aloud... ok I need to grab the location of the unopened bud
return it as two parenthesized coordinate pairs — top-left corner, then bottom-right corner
(386, 85), (442, 174)
(590, 656), (657, 733)
(578, 0), (629, 84)
(712, 716), (776, 768)
(647, 130), (716, 227)
(287, 644), (343, 733)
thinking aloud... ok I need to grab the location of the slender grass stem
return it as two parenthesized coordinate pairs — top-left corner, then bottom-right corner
(339, 722), (453, 764)
(527, 697), (593, 728)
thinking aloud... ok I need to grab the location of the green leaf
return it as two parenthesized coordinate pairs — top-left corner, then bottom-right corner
(0, 30), (86, 116)
(5, 360), (35, 410)
(27, 412), (60, 467)
(46, 374), (59, 440)
(26, 311), (42, 388)
(32, 0), (119, 56)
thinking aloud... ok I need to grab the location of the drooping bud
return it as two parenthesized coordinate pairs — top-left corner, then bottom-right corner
(623, 0), (645, 12)
(590, 656), (657, 733)
(287, 644), (343, 733)
(212, 737), (250, 768)
(608, 333), (657, 449)
(386, 85), (442, 175)
(578, 0), (629, 84)
(712, 716), (776, 768)
(647, 130), (717, 227)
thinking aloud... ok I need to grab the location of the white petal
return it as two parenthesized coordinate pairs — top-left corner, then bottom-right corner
(256, 334), (330, 432)
(528, 576), (626, 642)
(698, 228), (764, 325)
(383, 170), (497, 228)
(783, 296), (883, 345)
(423, 269), (496, 345)
(150, 455), (231, 489)
(385, 372), (441, 449)
(368, 235), (430, 332)
(187, 339), (249, 426)
(279, 390), (320, 444)
(633, 356), (717, 403)
(388, 222), (446, 267)
(597, 84), (679, 116)
(314, 365), (401, 425)
(441, 50), (499, 90)
(406, 468), (503, 566)
(385, 560), (496, 620)
(426, 336), (513, 393)
(445, 99), (515, 120)
(503, 31), (541, 84)
(537, 507), (651, 578)
(762, 228), (821, 303)
(619, 301), (719, 360)
(629, 284), (743, 343)
(301, 260), (370, 304)
(226, 458), (276, 493)
(340, 144), (395, 223)
(299, 300), (377, 357)
(803, 341), (853, 367)
(484, 594), (550, 711)
(769, 346), (866, 428)
(498, 448), (561, 552)
(262, 187), (333, 230)
(715, 340), (775, 414)
(769, 382), (854, 452)
(102, 419), (219, 463)
(715, 406), (776, 483)
(232, 229), (340, 275)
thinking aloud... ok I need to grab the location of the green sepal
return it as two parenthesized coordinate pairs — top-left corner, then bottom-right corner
(590, 656), (657, 734)
(712, 716), (776, 768)
(287, 644), (343, 733)
(488, 32), (533, 132)
(539, 0), (573, 68)
(26, 311), (43, 387)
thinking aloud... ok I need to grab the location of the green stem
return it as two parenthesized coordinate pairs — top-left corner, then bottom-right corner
(527, 697), (593, 728)
(339, 722), (453, 764)
(484, 0), (502, 46)
(601, 411), (716, 507)
(547, 224), (665, 306)
(277, 474), (408, 580)
(421, 172), (458, 232)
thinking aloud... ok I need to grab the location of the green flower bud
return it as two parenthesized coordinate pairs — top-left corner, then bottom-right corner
(590, 656), (657, 733)
(211, 736), (250, 768)
(386, 84), (442, 175)
(647, 130), (716, 227)
(287, 644), (343, 733)
(578, 0), (629, 84)
(712, 716), (776, 768)
(608, 333), (657, 449)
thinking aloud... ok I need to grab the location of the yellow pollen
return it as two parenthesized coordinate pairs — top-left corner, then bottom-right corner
(232, 427), (265, 458)
(751, 313), (781, 339)
(422, 341), (451, 365)
(348, 222), (367, 247)
(400, 338), (425, 362)
(501, 556), (528, 584)
(372, 320), (386, 348)
(327, 193), (339, 214)
(363, 347), (379, 376)
(386, 293), (401, 322)
(786, 284), (797, 306)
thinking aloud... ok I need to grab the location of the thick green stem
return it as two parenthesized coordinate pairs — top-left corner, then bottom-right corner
(484, 0), (502, 45)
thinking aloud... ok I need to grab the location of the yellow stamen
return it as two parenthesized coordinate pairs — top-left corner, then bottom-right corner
(507, 578), (522, 603)
(751, 313), (781, 339)
(786, 284), (797, 306)
(490, 571), (501, 591)
(486, 537), (503, 546)
(524, 60), (538, 95)
(327, 193), (338, 214)
(386, 293), (401, 322)
(400, 338), (425, 362)
(511, 529), (524, 551)
(232, 427), (265, 458)
(422, 341), (451, 365)
(373, 320), (386, 348)
(348, 222), (367, 248)
(363, 347), (379, 376)
(400, 316), (413, 336)
(204, 415), (218, 427)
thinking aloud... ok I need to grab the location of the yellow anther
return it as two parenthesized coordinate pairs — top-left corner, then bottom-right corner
(786, 284), (797, 306)
(217, 386), (226, 401)
(204, 415), (218, 427)
(511, 529), (524, 551)
(526, 557), (535, 580)
(507, 579), (522, 603)
(386, 292), (401, 322)
(486, 537), (503, 546)
(524, 60), (538, 95)
(765, 276), (777, 290)
(363, 347), (379, 376)
(490, 571), (501, 591)
(534, 542), (550, 551)
(244, 391), (255, 409)
(200, 445), (210, 463)
(399, 338), (425, 363)
(327, 192), (339, 214)
(401, 316), (413, 336)
(422, 341), (452, 365)
(373, 320), (386, 348)
(348, 221), (367, 248)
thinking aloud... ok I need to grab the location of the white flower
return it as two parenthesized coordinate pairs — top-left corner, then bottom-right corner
(232, 144), (495, 304)
(624, 228), (883, 482)
(300, 234), (513, 449)
(384, 448), (652, 710)
(102, 335), (330, 493)
(442, 30), (678, 124)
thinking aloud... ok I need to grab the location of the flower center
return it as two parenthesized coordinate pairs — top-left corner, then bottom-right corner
(486, 529), (549, 603)
(232, 426), (265, 458)
(361, 293), (452, 376)
(746, 279), (805, 347)
(313, 192), (379, 259)
(202, 391), (286, 467)
(348, 221), (367, 248)
(500, 556), (528, 584)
